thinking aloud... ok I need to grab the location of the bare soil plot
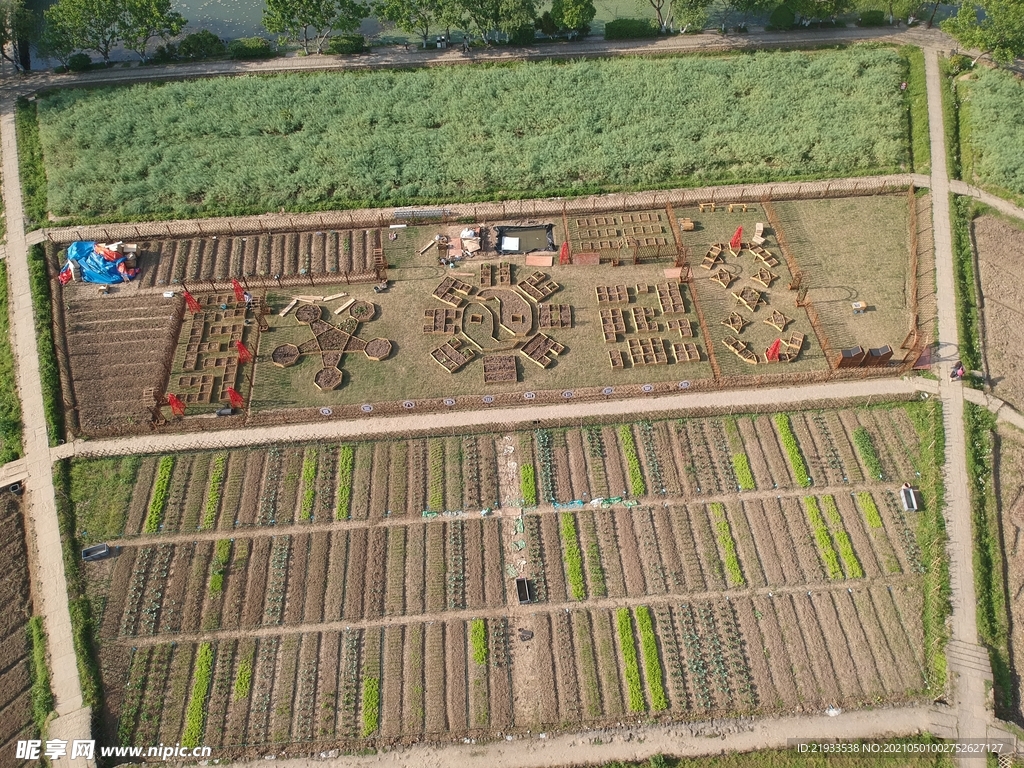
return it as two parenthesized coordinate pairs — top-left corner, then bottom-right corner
(975, 215), (1024, 410)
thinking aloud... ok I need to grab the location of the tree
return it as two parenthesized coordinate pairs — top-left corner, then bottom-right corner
(855, 0), (917, 24)
(39, 5), (77, 67)
(457, 0), (534, 40)
(375, 0), (439, 47)
(119, 0), (185, 60)
(551, 0), (595, 32)
(644, 0), (670, 29)
(0, 0), (37, 71)
(942, 0), (1024, 64)
(264, 0), (368, 54)
(44, 0), (123, 62)
(671, 0), (712, 30)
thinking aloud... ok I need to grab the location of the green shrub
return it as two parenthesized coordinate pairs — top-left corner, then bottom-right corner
(27, 245), (63, 445)
(0, 262), (23, 464)
(859, 9), (885, 25)
(804, 497), (842, 579)
(300, 450), (316, 521)
(470, 618), (488, 665)
(228, 37), (273, 59)
(202, 454), (227, 529)
(67, 52), (92, 71)
(710, 503), (745, 588)
(233, 656), (253, 700)
(857, 491), (884, 529)
(143, 456), (174, 533)
(768, 3), (795, 29)
(732, 453), (755, 490)
(520, 463), (538, 507)
(617, 608), (645, 712)
(178, 30), (225, 59)
(635, 606), (667, 711)
(605, 18), (658, 39)
(336, 445), (354, 519)
(560, 513), (586, 600)
(852, 426), (884, 479)
(182, 643), (213, 747)
(821, 495), (864, 578)
(774, 414), (810, 487)
(28, 616), (54, 731)
(618, 425), (646, 497)
(327, 34), (366, 54)
(361, 677), (380, 736)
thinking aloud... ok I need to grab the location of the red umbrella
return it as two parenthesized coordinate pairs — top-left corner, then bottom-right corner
(166, 393), (186, 417)
(766, 338), (781, 362)
(234, 340), (252, 364)
(183, 290), (201, 314)
(559, 241), (570, 265)
(231, 279), (246, 303)
(225, 388), (245, 409)
(729, 226), (743, 251)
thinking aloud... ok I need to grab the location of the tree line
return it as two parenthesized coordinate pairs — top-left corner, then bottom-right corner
(0, 0), (1018, 71)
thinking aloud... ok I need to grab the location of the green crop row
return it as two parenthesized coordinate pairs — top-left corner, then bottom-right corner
(300, 449), (317, 521)
(852, 427), (884, 480)
(821, 496), (864, 579)
(143, 456), (175, 533)
(470, 618), (489, 665)
(774, 414), (811, 487)
(361, 676), (380, 736)
(618, 425), (646, 497)
(201, 454), (226, 530)
(233, 656), (253, 701)
(182, 643), (213, 747)
(336, 445), (354, 520)
(635, 606), (667, 712)
(209, 539), (232, 594)
(617, 608), (645, 713)
(710, 503), (745, 588)
(28, 245), (63, 445)
(560, 513), (586, 601)
(0, 261), (23, 465)
(428, 440), (445, 511)
(803, 496), (842, 579)
(732, 453), (755, 490)
(520, 464), (538, 507)
(28, 616), (54, 732)
(856, 491), (884, 529)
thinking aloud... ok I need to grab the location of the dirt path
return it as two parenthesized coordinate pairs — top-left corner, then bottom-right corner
(0, 96), (92, 766)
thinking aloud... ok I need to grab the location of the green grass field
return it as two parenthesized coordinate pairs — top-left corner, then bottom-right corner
(955, 67), (1024, 205)
(33, 47), (908, 223)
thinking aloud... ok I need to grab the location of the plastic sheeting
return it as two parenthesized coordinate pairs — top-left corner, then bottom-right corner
(58, 241), (139, 285)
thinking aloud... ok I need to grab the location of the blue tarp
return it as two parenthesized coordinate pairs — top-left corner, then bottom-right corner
(59, 241), (139, 285)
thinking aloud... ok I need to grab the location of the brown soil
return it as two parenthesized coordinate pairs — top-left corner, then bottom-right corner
(976, 215), (1024, 409)
(594, 509), (627, 598)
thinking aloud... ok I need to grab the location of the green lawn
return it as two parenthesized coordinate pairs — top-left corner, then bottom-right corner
(955, 66), (1024, 205)
(34, 47), (908, 223)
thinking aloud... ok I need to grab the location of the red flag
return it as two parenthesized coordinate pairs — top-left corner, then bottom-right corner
(231, 279), (246, 303)
(225, 387), (245, 409)
(183, 290), (201, 314)
(234, 340), (252, 364)
(729, 226), (743, 251)
(559, 241), (570, 265)
(166, 393), (186, 417)
(766, 338), (781, 362)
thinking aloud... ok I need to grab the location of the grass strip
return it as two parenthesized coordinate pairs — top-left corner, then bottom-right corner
(300, 449), (317, 521)
(964, 402), (1011, 714)
(0, 261), (23, 464)
(852, 426), (884, 479)
(201, 454), (226, 530)
(616, 608), (645, 713)
(470, 618), (488, 665)
(821, 495), (864, 578)
(901, 45), (930, 175)
(618, 424), (646, 497)
(335, 444), (354, 519)
(182, 643), (213, 747)
(28, 244), (63, 446)
(732, 453), (755, 490)
(15, 98), (47, 230)
(28, 616), (54, 733)
(774, 414), (810, 487)
(635, 606), (667, 712)
(950, 195), (982, 373)
(520, 463), (537, 507)
(710, 503), (745, 588)
(803, 496), (842, 579)
(143, 455), (174, 534)
(856, 491), (884, 529)
(560, 513), (586, 600)
(361, 677), (380, 736)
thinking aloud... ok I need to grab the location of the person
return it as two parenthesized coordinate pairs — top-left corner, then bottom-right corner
(242, 291), (253, 310)
(462, 36), (469, 53)
(951, 361), (965, 380)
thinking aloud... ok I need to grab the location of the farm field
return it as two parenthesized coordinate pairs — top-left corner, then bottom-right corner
(975, 214), (1024, 410)
(0, 494), (42, 755)
(67, 403), (949, 755)
(30, 48), (909, 222)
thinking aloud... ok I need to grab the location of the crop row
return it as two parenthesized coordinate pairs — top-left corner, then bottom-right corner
(560, 513), (586, 600)
(618, 426), (646, 498)
(803, 496), (843, 579)
(710, 503), (745, 588)
(202, 454), (227, 530)
(635, 606), (667, 711)
(853, 427), (885, 480)
(820, 496), (864, 578)
(336, 445), (354, 520)
(774, 415), (811, 488)
(143, 456), (175, 533)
